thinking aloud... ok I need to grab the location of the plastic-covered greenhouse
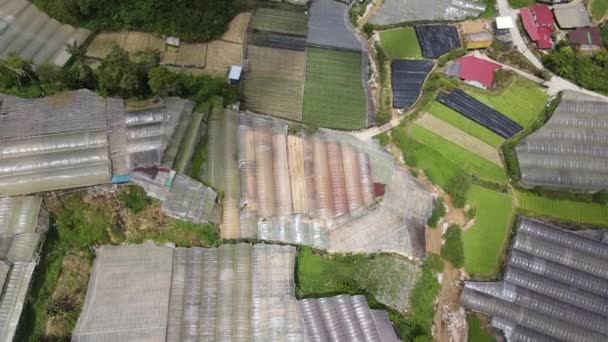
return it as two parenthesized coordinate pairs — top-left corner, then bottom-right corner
(0, 196), (48, 341)
(516, 91), (608, 190)
(74, 243), (401, 341)
(461, 217), (608, 342)
(203, 110), (433, 257)
(299, 295), (400, 342)
(0, 0), (91, 66)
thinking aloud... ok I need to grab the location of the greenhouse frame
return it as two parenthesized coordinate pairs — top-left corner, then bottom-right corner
(461, 217), (608, 342)
(517, 91), (608, 190)
(0, 196), (48, 341)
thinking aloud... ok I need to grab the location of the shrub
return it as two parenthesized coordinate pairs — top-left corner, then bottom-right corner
(437, 48), (466, 67)
(117, 185), (151, 214)
(441, 224), (464, 268)
(375, 132), (391, 147)
(427, 198), (446, 228)
(467, 207), (477, 219)
(445, 171), (470, 208)
(363, 23), (374, 38)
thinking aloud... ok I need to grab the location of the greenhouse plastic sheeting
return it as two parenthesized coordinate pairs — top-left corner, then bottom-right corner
(302, 135), (317, 218)
(288, 135), (308, 215)
(257, 215), (328, 249)
(341, 144), (364, 214)
(222, 110), (242, 238)
(358, 152), (375, 206)
(327, 141), (348, 218)
(461, 217), (608, 342)
(0, 262), (36, 342)
(205, 106), (226, 191)
(161, 174), (217, 224)
(0, 0), (91, 66)
(299, 295), (398, 342)
(173, 110), (203, 173)
(516, 91), (608, 190)
(272, 124), (293, 217)
(307, 0), (363, 51)
(254, 119), (276, 219)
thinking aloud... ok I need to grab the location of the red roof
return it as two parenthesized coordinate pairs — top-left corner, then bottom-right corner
(568, 27), (603, 48)
(530, 4), (554, 27)
(457, 55), (502, 89)
(373, 183), (386, 198)
(521, 7), (553, 49)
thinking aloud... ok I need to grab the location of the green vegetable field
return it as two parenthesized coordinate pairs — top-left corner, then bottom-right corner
(463, 186), (514, 278)
(379, 27), (422, 59)
(302, 47), (368, 129)
(517, 191), (608, 226)
(591, 0), (608, 21)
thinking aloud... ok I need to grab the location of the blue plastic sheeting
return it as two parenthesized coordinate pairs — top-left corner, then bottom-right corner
(391, 59), (433, 109)
(111, 175), (131, 183)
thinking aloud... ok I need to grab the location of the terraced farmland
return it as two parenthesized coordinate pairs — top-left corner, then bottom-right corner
(251, 8), (308, 36)
(379, 27), (422, 59)
(517, 191), (608, 226)
(243, 46), (306, 120)
(302, 48), (367, 130)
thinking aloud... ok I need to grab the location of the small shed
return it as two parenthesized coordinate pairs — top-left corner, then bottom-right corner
(228, 65), (243, 84)
(568, 27), (603, 51)
(495, 16), (514, 31)
(465, 32), (494, 49)
(166, 36), (180, 52)
(553, 2), (591, 29)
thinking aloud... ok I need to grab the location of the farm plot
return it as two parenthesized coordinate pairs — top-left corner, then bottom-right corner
(205, 41), (243, 72)
(86, 33), (127, 59)
(517, 191), (608, 226)
(415, 25), (461, 59)
(465, 77), (548, 128)
(410, 125), (507, 184)
(302, 47), (367, 129)
(391, 59), (433, 109)
(251, 8), (308, 36)
(220, 12), (251, 44)
(248, 32), (307, 51)
(417, 114), (502, 165)
(243, 46), (306, 121)
(428, 102), (505, 148)
(437, 89), (523, 138)
(370, 0), (486, 25)
(308, 0), (362, 51)
(463, 185), (514, 278)
(379, 27), (422, 59)
(123, 32), (151, 54)
(174, 43), (207, 67)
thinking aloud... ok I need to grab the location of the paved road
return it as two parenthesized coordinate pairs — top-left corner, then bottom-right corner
(496, 0), (544, 69)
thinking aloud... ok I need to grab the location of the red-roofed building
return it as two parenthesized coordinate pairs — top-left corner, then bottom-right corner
(568, 27), (604, 52)
(521, 4), (554, 49)
(455, 55), (502, 89)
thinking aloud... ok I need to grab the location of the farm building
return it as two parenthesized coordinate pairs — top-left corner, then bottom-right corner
(568, 27), (604, 51)
(461, 217), (608, 342)
(369, 0), (486, 25)
(495, 16), (514, 42)
(73, 243), (399, 341)
(0, 196), (48, 341)
(446, 55), (502, 89)
(461, 21), (493, 49)
(299, 295), (399, 342)
(520, 4), (554, 49)
(516, 91), (608, 191)
(204, 110), (433, 258)
(553, 2), (591, 29)
(0, 0), (91, 66)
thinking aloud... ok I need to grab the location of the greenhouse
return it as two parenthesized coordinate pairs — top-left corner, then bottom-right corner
(0, 196), (48, 341)
(516, 91), (608, 190)
(299, 295), (400, 342)
(0, 0), (91, 66)
(461, 217), (608, 342)
(205, 110), (432, 257)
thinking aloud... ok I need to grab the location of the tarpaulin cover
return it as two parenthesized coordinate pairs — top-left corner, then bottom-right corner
(391, 59), (434, 109)
(415, 24), (461, 58)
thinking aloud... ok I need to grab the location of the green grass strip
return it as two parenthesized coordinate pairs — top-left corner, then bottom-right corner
(427, 102), (504, 148)
(591, 0), (608, 20)
(517, 191), (608, 226)
(463, 185), (514, 278)
(410, 125), (507, 184)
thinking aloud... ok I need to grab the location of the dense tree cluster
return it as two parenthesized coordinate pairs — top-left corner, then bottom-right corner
(543, 42), (608, 94)
(0, 45), (240, 105)
(33, 0), (247, 42)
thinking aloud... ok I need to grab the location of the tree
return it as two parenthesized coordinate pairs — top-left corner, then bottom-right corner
(148, 66), (183, 97)
(441, 225), (464, 268)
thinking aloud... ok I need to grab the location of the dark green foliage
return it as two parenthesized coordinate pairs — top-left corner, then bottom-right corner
(375, 132), (391, 147)
(437, 48), (466, 67)
(467, 207), (477, 219)
(427, 198), (446, 228)
(445, 171), (470, 208)
(441, 225), (464, 268)
(97, 47), (160, 98)
(117, 185), (152, 214)
(374, 42), (393, 126)
(363, 23), (374, 38)
(543, 43), (608, 94)
(33, 0), (246, 42)
(601, 24), (608, 47)
(425, 252), (444, 273)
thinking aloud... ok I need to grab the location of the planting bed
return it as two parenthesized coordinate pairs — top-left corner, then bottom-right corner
(437, 89), (522, 138)
(302, 48), (367, 129)
(415, 25), (461, 59)
(391, 59), (433, 109)
(251, 8), (308, 36)
(248, 32), (307, 51)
